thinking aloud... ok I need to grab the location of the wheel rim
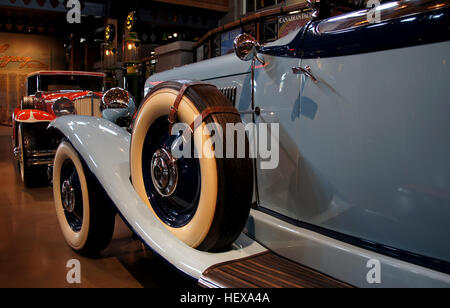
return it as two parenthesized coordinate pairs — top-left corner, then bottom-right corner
(142, 116), (201, 228)
(61, 179), (76, 213)
(60, 160), (83, 232)
(151, 148), (178, 197)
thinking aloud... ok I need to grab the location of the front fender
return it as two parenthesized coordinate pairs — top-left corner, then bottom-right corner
(48, 116), (266, 280)
(15, 109), (55, 123)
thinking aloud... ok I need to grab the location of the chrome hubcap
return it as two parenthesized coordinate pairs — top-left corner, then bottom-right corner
(151, 148), (178, 197)
(61, 179), (76, 213)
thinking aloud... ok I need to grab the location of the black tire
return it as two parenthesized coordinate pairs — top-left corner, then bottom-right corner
(53, 141), (116, 256)
(130, 81), (254, 252)
(17, 123), (47, 188)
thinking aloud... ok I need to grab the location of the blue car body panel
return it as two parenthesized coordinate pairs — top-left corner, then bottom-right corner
(146, 1), (450, 275)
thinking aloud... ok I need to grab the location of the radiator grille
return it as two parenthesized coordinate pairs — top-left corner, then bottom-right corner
(73, 97), (102, 117)
(219, 87), (237, 106)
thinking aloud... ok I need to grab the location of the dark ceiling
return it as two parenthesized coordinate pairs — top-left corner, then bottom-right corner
(0, 0), (225, 41)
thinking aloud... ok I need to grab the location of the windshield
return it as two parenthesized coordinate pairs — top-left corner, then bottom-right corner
(39, 75), (104, 92)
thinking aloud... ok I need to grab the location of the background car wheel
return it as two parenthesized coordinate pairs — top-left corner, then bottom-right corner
(17, 123), (47, 188)
(53, 141), (116, 256)
(131, 81), (253, 252)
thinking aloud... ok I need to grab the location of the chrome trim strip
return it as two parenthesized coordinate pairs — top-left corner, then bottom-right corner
(198, 277), (224, 288)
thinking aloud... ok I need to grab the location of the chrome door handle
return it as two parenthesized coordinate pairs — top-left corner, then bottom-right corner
(292, 66), (318, 83)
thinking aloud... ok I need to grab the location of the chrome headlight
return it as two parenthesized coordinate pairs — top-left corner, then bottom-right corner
(52, 97), (76, 117)
(234, 33), (261, 62)
(101, 87), (132, 111)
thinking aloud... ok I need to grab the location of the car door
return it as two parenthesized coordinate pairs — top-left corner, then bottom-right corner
(261, 0), (450, 263)
(252, 36), (306, 219)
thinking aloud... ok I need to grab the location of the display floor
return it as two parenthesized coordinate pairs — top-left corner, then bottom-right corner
(0, 126), (195, 288)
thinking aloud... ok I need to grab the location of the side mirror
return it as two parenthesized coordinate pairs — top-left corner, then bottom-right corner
(233, 34), (264, 113)
(233, 34), (261, 62)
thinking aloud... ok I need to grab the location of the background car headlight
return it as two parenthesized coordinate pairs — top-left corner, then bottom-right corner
(52, 97), (76, 117)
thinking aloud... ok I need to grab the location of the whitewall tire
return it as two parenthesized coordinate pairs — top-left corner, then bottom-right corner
(130, 81), (253, 252)
(53, 141), (115, 256)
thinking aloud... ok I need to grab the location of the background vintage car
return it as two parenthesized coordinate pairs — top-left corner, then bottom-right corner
(12, 71), (136, 187)
(49, 0), (450, 287)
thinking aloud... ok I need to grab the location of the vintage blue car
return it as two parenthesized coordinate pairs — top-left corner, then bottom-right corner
(49, 0), (450, 287)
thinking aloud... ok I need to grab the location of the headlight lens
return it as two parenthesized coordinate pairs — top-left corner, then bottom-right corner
(52, 97), (76, 117)
(101, 88), (132, 111)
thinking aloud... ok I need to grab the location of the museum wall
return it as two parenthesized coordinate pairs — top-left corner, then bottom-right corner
(155, 41), (195, 73)
(0, 32), (66, 123)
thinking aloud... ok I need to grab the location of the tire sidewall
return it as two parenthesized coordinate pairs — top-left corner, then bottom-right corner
(53, 141), (91, 250)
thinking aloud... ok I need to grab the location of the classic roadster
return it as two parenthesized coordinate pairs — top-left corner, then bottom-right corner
(12, 71), (135, 187)
(49, 0), (450, 287)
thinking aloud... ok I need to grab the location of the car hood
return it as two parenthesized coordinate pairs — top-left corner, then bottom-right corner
(42, 91), (103, 101)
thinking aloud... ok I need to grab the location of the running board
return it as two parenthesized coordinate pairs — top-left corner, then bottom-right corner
(198, 252), (353, 288)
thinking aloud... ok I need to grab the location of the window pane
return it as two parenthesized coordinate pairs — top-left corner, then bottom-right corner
(28, 76), (37, 95)
(40, 75), (104, 92)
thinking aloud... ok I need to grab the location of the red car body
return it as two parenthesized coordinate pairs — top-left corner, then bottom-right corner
(12, 71), (105, 187)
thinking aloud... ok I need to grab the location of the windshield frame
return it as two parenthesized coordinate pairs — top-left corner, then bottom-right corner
(37, 74), (105, 93)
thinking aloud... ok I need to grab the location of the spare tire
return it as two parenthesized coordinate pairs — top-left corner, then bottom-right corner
(130, 81), (253, 252)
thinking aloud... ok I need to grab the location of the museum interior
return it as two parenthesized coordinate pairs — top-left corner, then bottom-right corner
(0, 0), (449, 290)
(0, 0), (314, 289)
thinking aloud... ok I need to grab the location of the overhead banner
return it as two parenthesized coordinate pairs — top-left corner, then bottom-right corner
(278, 10), (313, 39)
